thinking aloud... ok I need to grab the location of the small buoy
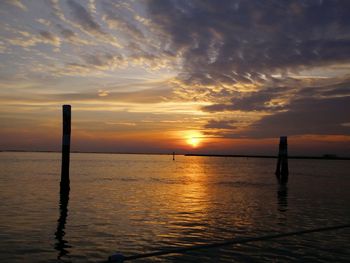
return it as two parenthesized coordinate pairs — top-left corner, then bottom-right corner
(108, 253), (125, 262)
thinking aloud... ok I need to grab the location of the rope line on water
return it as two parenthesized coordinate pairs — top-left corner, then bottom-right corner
(107, 224), (350, 262)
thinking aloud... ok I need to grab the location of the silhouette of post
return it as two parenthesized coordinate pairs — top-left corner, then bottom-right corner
(173, 151), (175, 161)
(61, 105), (71, 187)
(55, 105), (72, 259)
(275, 136), (288, 183)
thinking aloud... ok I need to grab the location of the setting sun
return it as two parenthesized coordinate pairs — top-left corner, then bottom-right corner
(185, 131), (203, 148)
(187, 137), (200, 147)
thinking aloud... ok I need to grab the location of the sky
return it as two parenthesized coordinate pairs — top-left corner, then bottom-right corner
(0, 0), (349, 155)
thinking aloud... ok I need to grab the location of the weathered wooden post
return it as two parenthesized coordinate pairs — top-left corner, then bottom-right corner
(55, 105), (71, 259)
(61, 105), (71, 187)
(275, 136), (288, 183)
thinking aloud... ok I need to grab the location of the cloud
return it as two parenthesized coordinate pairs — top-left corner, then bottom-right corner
(36, 18), (51, 27)
(59, 27), (75, 39)
(146, 0), (350, 85)
(201, 75), (350, 137)
(98, 89), (109, 97)
(0, 81), (175, 104)
(5, 29), (61, 48)
(66, 0), (121, 47)
(203, 89), (350, 139)
(2, 0), (27, 10)
(101, 2), (145, 41)
(39, 30), (61, 46)
(203, 87), (290, 112)
(56, 86), (173, 104)
(204, 119), (237, 130)
(55, 24), (91, 45)
(243, 96), (350, 138)
(320, 85), (350, 97)
(201, 74), (350, 112)
(66, 0), (102, 34)
(0, 41), (7, 53)
(47, 0), (69, 23)
(88, 0), (96, 14)
(46, 51), (126, 76)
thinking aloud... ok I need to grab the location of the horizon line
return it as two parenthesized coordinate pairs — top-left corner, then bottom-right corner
(1, 150), (349, 160)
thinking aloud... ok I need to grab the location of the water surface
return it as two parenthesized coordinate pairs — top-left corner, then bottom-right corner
(0, 152), (349, 262)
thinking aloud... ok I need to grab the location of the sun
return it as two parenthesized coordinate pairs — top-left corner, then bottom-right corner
(187, 137), (200, 147)
(185, 131), (202, 148)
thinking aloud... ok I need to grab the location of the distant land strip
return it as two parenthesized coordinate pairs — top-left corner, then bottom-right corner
(185, 154), (350, 160)
(0, 150), (172, 155)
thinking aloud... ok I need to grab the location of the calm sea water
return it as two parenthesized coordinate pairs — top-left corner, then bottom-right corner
(0, 152), (349, 262)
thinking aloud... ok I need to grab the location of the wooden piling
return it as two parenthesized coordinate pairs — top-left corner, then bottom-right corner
(56, 105), (71, 258)
(61, 105), (71, 186)
(275, 136), (288, 183)
(173, 151), (175, 161)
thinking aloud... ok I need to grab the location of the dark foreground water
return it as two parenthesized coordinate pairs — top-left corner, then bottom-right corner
(0, 152), (349, 262)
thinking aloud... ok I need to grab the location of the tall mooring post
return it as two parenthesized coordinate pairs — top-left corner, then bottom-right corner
(56, 106), (71, 259)
(61, 105), (71, 187)
(275, 136), (288, 183)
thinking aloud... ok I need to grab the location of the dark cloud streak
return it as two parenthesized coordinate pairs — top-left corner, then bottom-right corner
(203, 87), (289, 112)
(244, 96), (350, 138)
(204, 119), (237, 130)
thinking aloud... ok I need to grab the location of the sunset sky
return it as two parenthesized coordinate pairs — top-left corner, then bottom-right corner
(0, 0), (349, 155)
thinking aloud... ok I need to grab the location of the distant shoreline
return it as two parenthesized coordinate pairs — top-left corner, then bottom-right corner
(185, 154), (350, 160)
(0, 150), (171, 156)
(1, 150), (349, 160)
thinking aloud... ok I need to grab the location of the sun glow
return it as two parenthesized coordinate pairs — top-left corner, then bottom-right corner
(185, 131), (203, 148)
(187, 137), (200, 147)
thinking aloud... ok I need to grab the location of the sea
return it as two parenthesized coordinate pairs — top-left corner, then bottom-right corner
(0, 152), (349, 262)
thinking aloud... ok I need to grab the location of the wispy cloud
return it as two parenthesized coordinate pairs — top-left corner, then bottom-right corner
(4, 30), (61, 49)
(2, 0), (27, 11)
(66, 0), (121, 47)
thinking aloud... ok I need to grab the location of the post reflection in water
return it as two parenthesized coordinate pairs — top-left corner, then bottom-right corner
(277, 182), (288, 212)
(54, 180), (71, 260)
